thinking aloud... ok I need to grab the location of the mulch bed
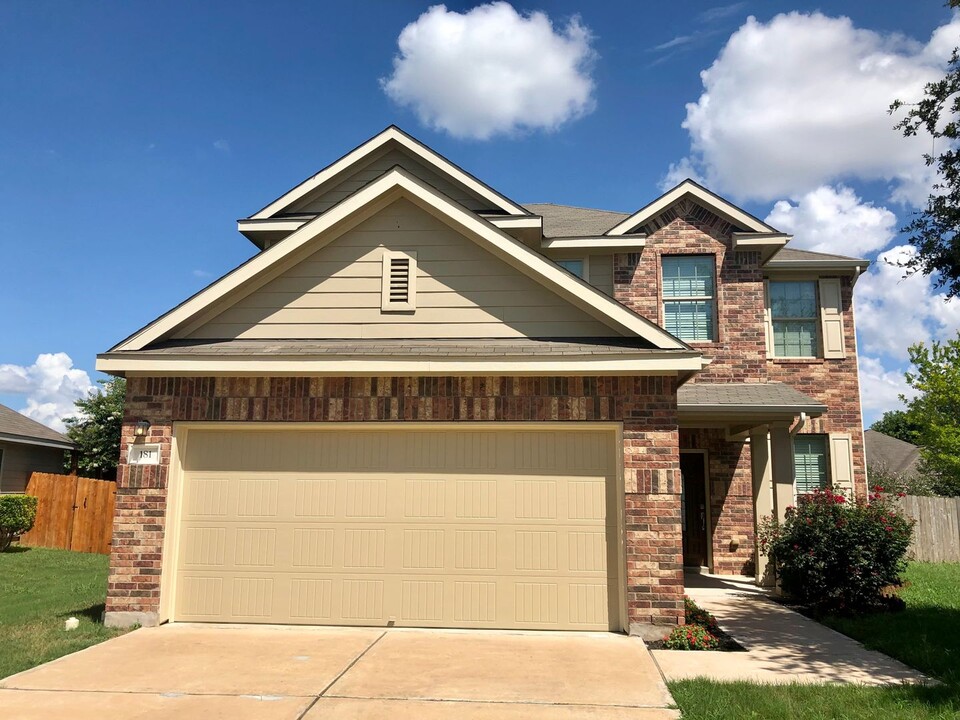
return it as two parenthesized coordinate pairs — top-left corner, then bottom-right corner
(646, 624), (746, 652)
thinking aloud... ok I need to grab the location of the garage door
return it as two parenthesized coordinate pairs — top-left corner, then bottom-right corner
(172, 426), (620, 630)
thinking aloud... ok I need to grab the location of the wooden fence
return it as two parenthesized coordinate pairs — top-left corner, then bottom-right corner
(900, 495), (960, 563)
(19, 472), (116, 555)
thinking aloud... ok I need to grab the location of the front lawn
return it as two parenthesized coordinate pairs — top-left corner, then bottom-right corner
(670, 563), (960, 719)
(0, 546), (127, 679)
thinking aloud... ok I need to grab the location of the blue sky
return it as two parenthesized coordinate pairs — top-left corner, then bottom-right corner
(1, 1), (957, 429)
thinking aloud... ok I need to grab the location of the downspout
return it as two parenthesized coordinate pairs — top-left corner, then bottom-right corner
(790, 412), (807, 437)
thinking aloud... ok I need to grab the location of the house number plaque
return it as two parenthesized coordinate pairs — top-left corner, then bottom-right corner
(127, 444), (161, 465)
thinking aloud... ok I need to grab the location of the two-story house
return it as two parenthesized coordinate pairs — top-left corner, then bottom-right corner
(96, 127), (868, 637)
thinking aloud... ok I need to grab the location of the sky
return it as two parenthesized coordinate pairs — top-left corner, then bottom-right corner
(1, 0), (958, 431)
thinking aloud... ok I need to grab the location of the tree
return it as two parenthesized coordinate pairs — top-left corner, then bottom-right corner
(903, 333), (960, 496)
(63, 378), (126, 480)
(890, 0), (960, 297)
(870, 409), (925, 445)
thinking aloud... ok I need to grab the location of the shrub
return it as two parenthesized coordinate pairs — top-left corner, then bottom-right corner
(759, 487), (913, 613)
(0, 495), (39, 551)
(684, 595), (719, 632)
(663, 624), (720, 650)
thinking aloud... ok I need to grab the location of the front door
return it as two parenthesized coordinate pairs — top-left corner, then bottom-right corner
(680, 452), (709, 568)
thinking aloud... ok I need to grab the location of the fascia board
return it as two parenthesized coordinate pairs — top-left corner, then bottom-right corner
(0, 432), (75, 450)
(607, 181), (777, 236)
(251, 127), (528, 220)
(542, 237), (647, 250)
(96, 353), (705, 377)
(113, 166), (687, 352)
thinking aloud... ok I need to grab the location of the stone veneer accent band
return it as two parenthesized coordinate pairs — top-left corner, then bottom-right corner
(108, 375), (683, 632)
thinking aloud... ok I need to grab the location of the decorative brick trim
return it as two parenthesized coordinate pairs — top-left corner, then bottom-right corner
(108, 375), (683, 630)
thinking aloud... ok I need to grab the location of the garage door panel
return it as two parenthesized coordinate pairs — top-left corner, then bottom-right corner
(174, 428), (620, 630)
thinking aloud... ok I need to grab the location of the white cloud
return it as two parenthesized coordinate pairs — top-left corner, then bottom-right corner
(660, 156), (706, 190)
(192, 269), (212, 278)
(0, 353), (94, 432)
(674, 12), (960, 203)
(765, 185), (897, 256)
(857, 355), (915, 422)
(213, 139), (230, 153)
(381, 2), (596, 140)
(855, 244), (960, 361)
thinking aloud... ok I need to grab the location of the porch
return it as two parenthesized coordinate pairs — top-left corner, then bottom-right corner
(676, 382), (828, 585)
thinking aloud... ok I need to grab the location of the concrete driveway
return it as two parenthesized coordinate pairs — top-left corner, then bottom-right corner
(0, 624), (678, 719)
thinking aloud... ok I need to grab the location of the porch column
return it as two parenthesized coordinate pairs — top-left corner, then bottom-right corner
(770, 422), (795, 522)
(749, 427), (775, 586)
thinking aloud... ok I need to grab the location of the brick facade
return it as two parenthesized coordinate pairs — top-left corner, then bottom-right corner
(615, 211), (868, 576)
(108, 375), (684, 631)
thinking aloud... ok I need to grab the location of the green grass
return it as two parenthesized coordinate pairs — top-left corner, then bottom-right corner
(0, 546), (127, 679)
(669, 563), (960, 719)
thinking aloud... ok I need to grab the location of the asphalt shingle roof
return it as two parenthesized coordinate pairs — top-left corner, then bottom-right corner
(0, 403), (73, 447)
(864, 429), (922, 478)
(678, 382), (826, 411)
(134, 337), (664, 357)
(523, 203), (629, 238)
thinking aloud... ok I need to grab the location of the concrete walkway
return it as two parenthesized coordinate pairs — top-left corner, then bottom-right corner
(652, 573), (931, 686)
(0, 624), (679, 719)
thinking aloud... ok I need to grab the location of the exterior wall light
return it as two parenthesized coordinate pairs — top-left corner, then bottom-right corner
(134, 420), (151, 437)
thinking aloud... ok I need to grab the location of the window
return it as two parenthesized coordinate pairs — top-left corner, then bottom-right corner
(556, 259), (585, 279)
(770, 281), (818, 357)
(381, 250), (417, 312)
(794, 435), (829, 495)
(662, 255), (715, 341)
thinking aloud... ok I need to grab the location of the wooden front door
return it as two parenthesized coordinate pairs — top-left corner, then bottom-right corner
(681, 453), (709, 568)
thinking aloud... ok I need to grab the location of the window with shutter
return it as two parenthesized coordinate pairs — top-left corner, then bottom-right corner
(794, 434), (829, 496)
(661, 255), (716, 342)
(381, 250), (417, 312)
(769, 280), (818, 357)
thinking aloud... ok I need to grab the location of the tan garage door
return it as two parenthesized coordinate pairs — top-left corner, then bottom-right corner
(172, 426), (620, 630)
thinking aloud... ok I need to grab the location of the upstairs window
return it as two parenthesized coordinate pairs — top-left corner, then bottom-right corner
(381, 250), (417, 312)
(794, 434), (829, 495)
(662, 255), (715, 342)
(770, 281), (818, 357)
(556, 259), (585, 279)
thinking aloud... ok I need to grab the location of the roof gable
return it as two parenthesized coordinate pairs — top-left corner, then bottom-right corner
(607, 180), (778, 236)
(110, 167), (688, 353)
(182, 198), (620, 341)
(250, 126), (528, 221)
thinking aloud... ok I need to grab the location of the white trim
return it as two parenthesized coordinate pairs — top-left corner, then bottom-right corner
(97, 353), (706, 376)
(607, 180), (776, 236)
(380, 250), (417, 312)
(111, 167), (688, 352)
(0, 433), (74, 451)
(251, 126), (528, 219)
(542, 237), (646, 250)
(488, 216), (543, 230)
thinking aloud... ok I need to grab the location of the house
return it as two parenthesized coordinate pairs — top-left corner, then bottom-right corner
(95, 126), (869, 636)
(865, 429), (922, 481)
(0, 403), (74, 493)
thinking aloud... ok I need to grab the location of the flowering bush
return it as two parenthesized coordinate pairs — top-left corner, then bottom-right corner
(663, 623), (720, 650)
(759, 486), (913, 612)
(684, 595), (719, 632)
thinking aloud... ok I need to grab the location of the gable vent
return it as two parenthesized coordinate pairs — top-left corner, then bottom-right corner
(381, 250), (418, 312)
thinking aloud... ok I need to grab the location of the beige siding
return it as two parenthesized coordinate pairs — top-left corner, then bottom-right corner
(0, 441), (67, 494)
(184, 199), (618, 340)
(588, 255), (614, 296)
(173, 426), (620, 630)
(293, 147), (496, 215)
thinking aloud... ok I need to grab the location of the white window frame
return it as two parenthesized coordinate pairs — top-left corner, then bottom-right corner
(555, 257), (589, 280)
(661, 254), (717, 343)
(381, 250), (417, 312)
(769, 279), (820, 359)
(793, 433), (830, 498)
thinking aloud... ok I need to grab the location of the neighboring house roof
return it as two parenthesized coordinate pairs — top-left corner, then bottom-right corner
(0, 403), (74, 449)
(864, 429), (922, 478)
(678, 382), (827, 414)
